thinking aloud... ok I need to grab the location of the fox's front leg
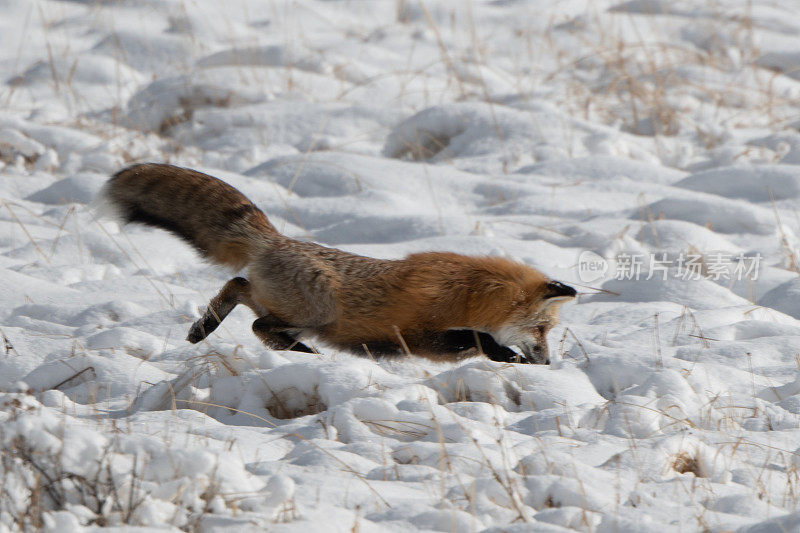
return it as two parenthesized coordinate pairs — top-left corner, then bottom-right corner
(187, 277), (260, 343)
(414, 330), (524, 363)
(355, 330), (523, 363)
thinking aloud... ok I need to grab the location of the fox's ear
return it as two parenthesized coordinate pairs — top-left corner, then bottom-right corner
(544, 281), (577, 300)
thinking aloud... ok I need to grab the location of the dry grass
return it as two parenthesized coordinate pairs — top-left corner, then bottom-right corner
(672, 451), (702, 476)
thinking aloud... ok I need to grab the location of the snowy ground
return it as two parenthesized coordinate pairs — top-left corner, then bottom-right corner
(2, 0), (800, 531)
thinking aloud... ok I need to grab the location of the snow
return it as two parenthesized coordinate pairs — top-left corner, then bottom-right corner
(2, 0), (800, 530)
(675, 165), (800, 202)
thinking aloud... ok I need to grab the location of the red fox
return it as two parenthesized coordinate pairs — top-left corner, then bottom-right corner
(102, 164), (576, 364)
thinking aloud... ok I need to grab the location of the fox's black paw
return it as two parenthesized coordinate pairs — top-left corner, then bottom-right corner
(427, 330), (525, 363)
(485, 351), (549, 365)
(482, 343), (526, 364)
(487, 350), (549, 365)
(448, 331), (516, 363)
(186, 322), (206, 343)
(187, 315), (220, 343)
(473, 333), (548, 365)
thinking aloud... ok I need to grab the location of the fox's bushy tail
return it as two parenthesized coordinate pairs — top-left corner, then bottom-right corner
(102, 163), (276, 269)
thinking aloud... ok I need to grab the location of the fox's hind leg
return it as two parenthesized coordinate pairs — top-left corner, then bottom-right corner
(188, 277), (314, 353)
(187, 277), (259, 343)
(251, 316), (314, 353)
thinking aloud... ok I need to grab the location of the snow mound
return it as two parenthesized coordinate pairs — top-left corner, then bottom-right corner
(759, 278), (800, 318)
(197, 45), (328, 74)
(635, 219), (742, 252)
(427, 360), (605, 411)
(383, 102), (604, 171)
(124, 72), (270, 132)
(590, 275), (749, 309)
(675, 165), (800, 202)
(26, 173), (106, 205)
(643, 194), (776, 234)
(519, 155), (686, 185)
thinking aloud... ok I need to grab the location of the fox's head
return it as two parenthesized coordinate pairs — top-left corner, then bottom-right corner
(483, 276), (577, 364)
(472, 259), (577, 364)
(455, 256), (578, 364)
(490, 280), (577, 364)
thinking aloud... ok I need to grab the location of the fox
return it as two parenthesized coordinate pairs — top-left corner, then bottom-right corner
(101, 163), (577, 364)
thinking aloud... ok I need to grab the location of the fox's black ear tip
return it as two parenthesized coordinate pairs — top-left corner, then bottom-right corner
(546, 281), (577, 298)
